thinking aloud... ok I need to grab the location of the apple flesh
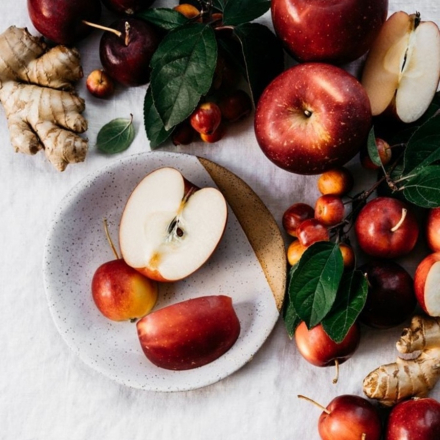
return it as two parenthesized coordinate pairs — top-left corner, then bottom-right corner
(271, 0), (388, 64)
(386, 398), (440, 440)
(359, 260), (416, 329)
(27, 0), (102, 45)
(362, 11), (440, 123)
(354, 197), (419, 259)
(119, 167), (228, 282)
(136, 295), (240, 370)
(101, 0), (155, 15)
(414, 252), (440, 317)
(92, 259), (157, 321)
(254, 63), (372, 175)
(100, 18), (161, 87)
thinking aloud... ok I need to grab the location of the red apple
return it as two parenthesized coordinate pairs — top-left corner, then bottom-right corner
(190, 102), (222, 135)
(354, 197), (419, 259)
(86, 69), (115, 99)
(102, 0), (155, 15)
(27, 0), (102, 45)
(414, 252), (440, 317)
(271, 0), (388, 64)
(359, 260), (416, 329)
(317, 167), (353, 197)
(172, 121), (195, 146)
(386, 398), (440, 440)
(92, 259), (157, 321)
(297, 218), (329, 247)
(136, 295), (240, 370)
(315, 195), (345, 227)
(100, 18), (161, 87)
(426, 208), (440, 252)
(200, 123), (226, 143)
(218, 90), (252, 123)
(282, 202), (315, 237)
(254, 63), (372, 175)
(318, 395), (382, 440)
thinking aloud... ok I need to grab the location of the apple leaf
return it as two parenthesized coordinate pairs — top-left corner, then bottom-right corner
(137, 8), (189, 31)
(150, 23), (217, 130)
(144, 88), (174, 149)
(367, 127), (382, 168)
(233, 23), (284, 106)
(96, 115), (135, 154)
(289, 241), (344, 329)
(283, 264), (301, 338)
(223, 0), (271, 26)
(321, 270), (368, 343)
(402, 165), (440, 208)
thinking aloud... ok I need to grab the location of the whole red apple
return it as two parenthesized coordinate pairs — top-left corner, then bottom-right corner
(318, 395), (382, 440)
(359, 260), (416, 329)
(317, 167), (353, 196)
(86, 69), (115, 99)
(315, 195), (345, 226)
(354, 197), (419, 259)
(190, 102), (222, 135)
(92, 259), (158, 321)
(426, 207), (440, 252)
(101, 0), (155, 15)
(136, 295), (240, 370)
(386, 398), (440, 440)
(297, 218), (329, 247)
(254, 63), (372, 175)
(100, 18), (161, 87)
(414, 252), (440, 317)
(271, 0), (388, 64)
(27, 0), (102, 45)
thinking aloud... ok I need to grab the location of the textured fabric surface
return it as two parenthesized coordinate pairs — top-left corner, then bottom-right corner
(1, 1), (439, 439)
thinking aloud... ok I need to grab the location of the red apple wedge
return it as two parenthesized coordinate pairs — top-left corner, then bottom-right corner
(136, 295), (240, 370)
(414, 252), (440, 316)
(362, 11), (440, 123)
(119, 167), (228, 282)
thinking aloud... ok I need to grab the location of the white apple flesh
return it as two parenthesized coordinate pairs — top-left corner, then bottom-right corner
(414, 252), (440, 317)
(119, 167), (228, 282)
(362, 11), (440, 123)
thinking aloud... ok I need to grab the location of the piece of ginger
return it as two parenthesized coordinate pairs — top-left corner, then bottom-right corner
(363, 315), (440, 406)
(0, 26), (88, 171)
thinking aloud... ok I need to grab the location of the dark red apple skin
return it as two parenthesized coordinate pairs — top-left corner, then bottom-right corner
(319, 395), (382, 440)
(271, 0), (388, 64)
(282, 202), (315, 237)
(101, 0), (155, 15)
(254, 63), (372, 175)
(294, 321), (360, 367)
(297, 218), (329, 247)
(386, 398), (440, 440)
(426, 208), (440, 252)
(359, 260), (416, 329)
(27, 0), (102, 45)
(354, 197), (419, 259)
(99, 18), (161, 87)
(136, 295), (240, 370)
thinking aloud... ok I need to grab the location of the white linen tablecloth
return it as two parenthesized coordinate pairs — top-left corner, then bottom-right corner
(1, 1), (439, 439)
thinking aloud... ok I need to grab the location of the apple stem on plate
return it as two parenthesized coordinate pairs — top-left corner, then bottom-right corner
(297, 395), (331, 414)
(103, 218), (120, 259)
(390, 208), (407, 232)
(82, 20), (122, 38)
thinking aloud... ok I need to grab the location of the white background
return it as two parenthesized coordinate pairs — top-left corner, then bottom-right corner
(1, 1), (439, 439)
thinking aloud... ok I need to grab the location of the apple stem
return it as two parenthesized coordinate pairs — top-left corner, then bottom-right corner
(82, 20), (122, 38)
(361, 434), (366, 440)
(303, 109), (312, 118)
(124, 21), (131, 46)
(297, 395), (331, 414)
(391, 208), (407, 232)
(332, 359), (339, 384)
(103, 218), (120, 260)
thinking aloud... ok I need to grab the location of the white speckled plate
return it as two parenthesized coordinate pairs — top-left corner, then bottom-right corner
(43, 152), (285, 392)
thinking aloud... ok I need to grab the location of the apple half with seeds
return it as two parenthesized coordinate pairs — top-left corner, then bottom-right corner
(119, 167), (228, 282)
(361, 11), (440, 123)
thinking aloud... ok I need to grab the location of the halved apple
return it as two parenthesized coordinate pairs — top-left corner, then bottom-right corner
(361, 11), (440, 123)
(119, 167), (228, 282)
(414, 252), (440, 317)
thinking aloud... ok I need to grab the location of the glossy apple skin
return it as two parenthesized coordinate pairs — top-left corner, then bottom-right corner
(319, 395), (382, 440)
(386, 398), (440, 440)
(92, 259), (158, 321)
(271, 0), (388, 64)
(359, 260), (416, 329)
(190, 102), (222, 135)
(102, 0), (155, 15)
(136, 295), (240, 370)
(100, 18), (160, 87)
(427, 208), (440, 252)
(318, 167), (353, 196)
(27, 0), (102, 45)
(86, 70), (115, 99)
(315, 195), (345, 226)
(295, 321), (360, 367)
(297, 218), (329, 247)
(255, 63), (372, 175)
(282, 202), (315, 237)
(414, 252), (440, 316)
(355, 197), (419, 259)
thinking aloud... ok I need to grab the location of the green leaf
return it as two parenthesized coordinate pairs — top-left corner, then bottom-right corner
(233, 23), (284, 106)
(402, 165), (440, 208)
(404, 135), (440, 175)
(144, 88), (174, 149)
(96, 115), (135, 154)
(150, 23), (217, 130)
(322, 270), (368, 343)
(213, 0), (226, 11)
(289, 242), (344, 328)
(283, 264), (301, 338)
(223, 0), (271, 26)
(137, 8), (189, 31)
(367, 126), (382, 167)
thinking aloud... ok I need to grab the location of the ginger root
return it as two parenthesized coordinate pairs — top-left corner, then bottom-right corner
(363, 315), (440, 407)
(0, 26), (88, 171)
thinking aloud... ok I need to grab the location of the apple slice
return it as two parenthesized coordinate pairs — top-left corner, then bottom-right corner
(119, 167), (228, 282)
(137, 295), (241, 370)
(362, 11), (440, 123)
(414, 252), (440, 317)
